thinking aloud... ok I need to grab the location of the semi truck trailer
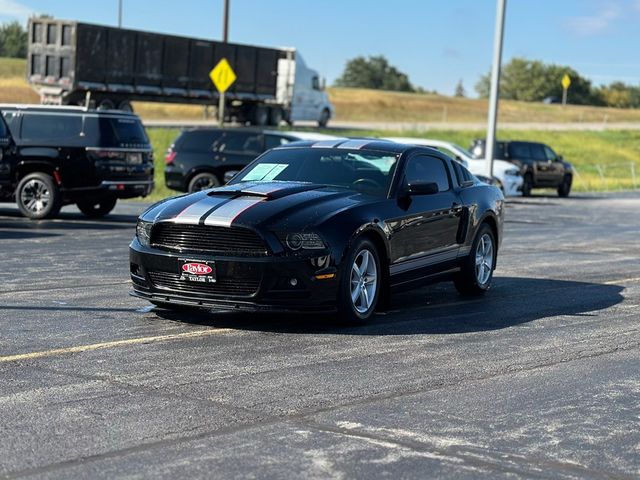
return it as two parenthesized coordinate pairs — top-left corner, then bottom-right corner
(27, 18), (335, 126)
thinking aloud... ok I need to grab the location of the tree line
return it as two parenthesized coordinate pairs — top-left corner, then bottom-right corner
(336, 55), (640, 109)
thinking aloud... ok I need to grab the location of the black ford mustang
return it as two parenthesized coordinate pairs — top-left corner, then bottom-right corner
(130, 139), (504, 322)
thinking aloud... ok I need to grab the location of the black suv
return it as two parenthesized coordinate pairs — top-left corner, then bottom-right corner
(470, 139), (573, 197)
(165, 128), (323, 192)
(0, 105), (154, 219)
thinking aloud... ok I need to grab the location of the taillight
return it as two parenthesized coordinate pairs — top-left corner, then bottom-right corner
(165, 149), (176, 165)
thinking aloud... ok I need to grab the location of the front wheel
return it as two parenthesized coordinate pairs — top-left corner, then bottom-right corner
(337, 238), (381, 324)
(318, 109), (330, 128)
(16, 172), (62, 220)
(522, 173), (533, 197)
(77, 197), (117, 218)
(557, 175), (572, 197)
(454, 224), (496, 296)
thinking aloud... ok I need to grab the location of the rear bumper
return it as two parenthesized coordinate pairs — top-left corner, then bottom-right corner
(165, 167), (188, 192)
(64, 179), (154, 199)
(129, 239), (339, 312)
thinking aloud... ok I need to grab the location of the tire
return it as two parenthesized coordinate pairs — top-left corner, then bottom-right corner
(522, 173), (533, 197)
(97, 99), (115, 110)
(117, 100), (133, 112)
(454, 223), (496, 296)
(557, 175), (572, 198)
(76, 197), (117, 218)
(16, 172), (62, 220)
(252, 106), (269, 126)
(337, 238), (381, 324)
(318, 108), (330, 128)
(188, 172), (221, 192)
(269, 107), (284, 126)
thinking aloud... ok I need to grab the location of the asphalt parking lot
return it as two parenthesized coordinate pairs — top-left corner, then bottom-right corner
(1, 193), (639, 479)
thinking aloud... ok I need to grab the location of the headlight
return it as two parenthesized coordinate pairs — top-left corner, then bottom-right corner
(136, 219), (153, 246)
(505, 168), (520, 176)
(284, 232), (325, 250)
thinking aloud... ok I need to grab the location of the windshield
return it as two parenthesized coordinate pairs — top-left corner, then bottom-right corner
(230, 148), (399, 197)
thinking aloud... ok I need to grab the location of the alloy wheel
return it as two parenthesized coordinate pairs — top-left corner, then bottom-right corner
(475, 233), (494, 285)
(20, 179), (51, 214)
(350, 249), (378, 314)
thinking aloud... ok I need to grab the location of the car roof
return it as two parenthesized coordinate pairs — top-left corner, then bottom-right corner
(0, 104), (139, 117)
(274, 138), (439, 155)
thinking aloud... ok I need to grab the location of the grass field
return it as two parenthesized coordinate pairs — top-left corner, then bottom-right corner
(146, 127), (640, 202)
(4, 57), (640, 123)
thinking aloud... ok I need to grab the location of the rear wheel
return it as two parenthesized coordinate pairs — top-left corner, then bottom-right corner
(76, 197), (117, 218)
(97, 98), (115, 110)
(269, 107), (284, 126)
(252, 105), (269, 126)
(117, 100), (133, 112)
(454, 224), (496, 296)
(16, 172), (62, 220)
(318, 108), (330, 128)
(337, 238), (381, 324)
(557, 175), (572, 197)
(522, 173), (533, 197)
(188, 172), (221, 192)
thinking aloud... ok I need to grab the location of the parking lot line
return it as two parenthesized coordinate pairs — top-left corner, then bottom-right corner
(0, 328), (234, 364)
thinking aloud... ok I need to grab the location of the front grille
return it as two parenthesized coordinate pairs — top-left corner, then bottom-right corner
(150, 223), (268, 256)
(148, 270), (260, 297)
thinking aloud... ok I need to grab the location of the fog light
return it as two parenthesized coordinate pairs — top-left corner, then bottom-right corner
(289, 278), (298, 287)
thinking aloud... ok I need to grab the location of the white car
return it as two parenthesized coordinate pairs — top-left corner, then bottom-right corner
(384, 137), (523, 196)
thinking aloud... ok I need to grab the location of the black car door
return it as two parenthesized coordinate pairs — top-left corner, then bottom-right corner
(213, 131), (265, 172)
(543, 144), (565, 186)
(529, 143), (556, 186)
(387, 154), (464, 277)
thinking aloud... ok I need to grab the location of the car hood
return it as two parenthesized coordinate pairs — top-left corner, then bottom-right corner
(141, 181), (372, 230)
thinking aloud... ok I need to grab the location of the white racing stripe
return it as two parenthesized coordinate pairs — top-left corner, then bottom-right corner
(204, 196), (264, 227)
(173, 196), (228, 224)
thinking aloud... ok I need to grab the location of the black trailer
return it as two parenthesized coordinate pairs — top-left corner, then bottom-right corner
(27, 18), (291, 125)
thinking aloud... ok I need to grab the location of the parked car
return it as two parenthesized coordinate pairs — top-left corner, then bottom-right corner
(385, 137), (523, 196)
(164, 128), (338, 192)
(470, 139), (573, 197)
(131, 139), (504, 323)
(0, 105), (153, 219)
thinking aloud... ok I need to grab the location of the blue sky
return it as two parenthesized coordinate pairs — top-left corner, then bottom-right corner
(2, 0), (640, 95)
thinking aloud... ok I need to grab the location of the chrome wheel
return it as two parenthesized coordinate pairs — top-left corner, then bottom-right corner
(20, 179), (51, 214)
(350, 249), (378, 314)
(475, 233), (494, 285)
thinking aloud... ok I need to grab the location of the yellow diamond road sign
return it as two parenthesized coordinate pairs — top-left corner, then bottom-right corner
(210, 58), (236, 93)
(562, 74), (571, 90)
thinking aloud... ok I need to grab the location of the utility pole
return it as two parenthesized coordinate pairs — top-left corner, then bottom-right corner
(485, 0), (506, 178)
(219, 0), (230, 126)
(118, 0), (123, 28)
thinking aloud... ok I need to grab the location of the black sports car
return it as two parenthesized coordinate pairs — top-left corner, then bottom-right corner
(130, 139), (504, 322)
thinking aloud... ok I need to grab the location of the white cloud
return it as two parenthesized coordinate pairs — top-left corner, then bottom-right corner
(0, 0), (34, 21)
(565, 4), (621, 36)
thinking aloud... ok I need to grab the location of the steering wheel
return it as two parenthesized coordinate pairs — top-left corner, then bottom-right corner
(351, 178), (381, 192)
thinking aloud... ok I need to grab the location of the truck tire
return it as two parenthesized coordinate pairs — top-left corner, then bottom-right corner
(522, 173), (533, 197)
(269, 107), (284, 126)
(318, 109), (330, 128)
(557, 175), (572, 198)
(252, 106), (269, 126)
(117, 101), (133, 112)
(77, 197), (118, 218)
(97, 99), (115, 110)
(16, 172), (62, 220)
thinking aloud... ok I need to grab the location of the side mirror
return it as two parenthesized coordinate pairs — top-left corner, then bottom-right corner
(556, 155), (563, 162)
(405, 182), (439, 196)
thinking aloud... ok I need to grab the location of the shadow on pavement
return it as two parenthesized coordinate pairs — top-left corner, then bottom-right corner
(0, 210), (137, 232)
(152, 276), (625, 336)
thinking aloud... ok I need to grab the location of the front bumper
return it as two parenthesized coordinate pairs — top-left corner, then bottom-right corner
(129, 239), (339, 312)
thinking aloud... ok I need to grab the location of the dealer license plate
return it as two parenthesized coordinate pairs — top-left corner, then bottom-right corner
(179, 259), (216, 283)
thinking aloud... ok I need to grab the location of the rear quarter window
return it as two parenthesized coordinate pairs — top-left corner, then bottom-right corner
(20, 113), (83, 142)
(88, 116), (149, 147)
(176, 130), (223, 153)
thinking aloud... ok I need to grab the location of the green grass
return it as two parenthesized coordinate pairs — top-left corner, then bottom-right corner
(144, 127), (640, 202)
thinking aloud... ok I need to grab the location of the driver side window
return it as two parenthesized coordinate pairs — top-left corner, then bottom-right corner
(404, 155), (450, 192)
